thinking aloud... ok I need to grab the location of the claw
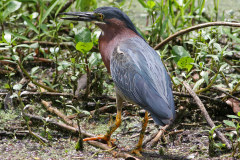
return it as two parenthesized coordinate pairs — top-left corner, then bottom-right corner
(83, 135), (115, 147)
(131, 147), (143, 157)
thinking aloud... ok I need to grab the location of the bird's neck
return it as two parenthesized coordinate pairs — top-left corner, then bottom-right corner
(97, 21), (139, 73)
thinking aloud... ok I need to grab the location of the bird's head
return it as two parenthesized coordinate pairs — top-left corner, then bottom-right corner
(59, 7), (143, 39)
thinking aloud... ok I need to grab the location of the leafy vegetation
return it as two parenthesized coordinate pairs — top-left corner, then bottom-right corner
(0, 0), (240, 159)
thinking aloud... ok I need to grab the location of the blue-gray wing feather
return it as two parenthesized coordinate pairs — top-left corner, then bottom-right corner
(110, 37), (175, 126)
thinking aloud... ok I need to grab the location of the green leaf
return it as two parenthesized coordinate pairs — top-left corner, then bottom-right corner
(3, 32), (12, 44)
(206, 54), (219, 61)
(71, 76), (77, 81)
(2, 1), (22, 20)
(223, 28), (240, 44)
(13, 84), (22, 90)
(12, 55), (19, 61)
(172, 45), (190, 63)
(40, 0), (61, 24)
(31, 66), (39, 76)
(58, 61), (72, 69)
(137, 0), (147, 8)
(214, 43), (222, 52)
(29, 42), (39, 49)
(71, 58), (75, 63)
(4, 30), (29, 41)
(175, 0), (184, 6)
(79, 0), (97, 11)
(223, 120), (236, 128)
(5, 83), (10, 89)
(193, 78), (204, 91)
(219, 63), (228, 71)
(22, 15), (39, 34)
(227, 115), (240, 119)
(76, 42), (93, 54)
(147, 0), (155, 9)
(238, 111), (240, 117)
(177, 57), (194, 71)
(200, 71), (209, 85)
(74, 27), (91, 43)
(14, 44), (30, 48)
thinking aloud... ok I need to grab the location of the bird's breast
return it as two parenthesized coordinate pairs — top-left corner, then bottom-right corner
(98, 30), (139, 73)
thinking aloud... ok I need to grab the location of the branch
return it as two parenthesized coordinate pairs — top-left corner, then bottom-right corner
(154, 22), (240, 50)
(183, 81), (231, 149)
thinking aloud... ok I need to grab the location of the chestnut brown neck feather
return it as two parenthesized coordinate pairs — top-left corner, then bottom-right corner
(96, 18), (139, 73)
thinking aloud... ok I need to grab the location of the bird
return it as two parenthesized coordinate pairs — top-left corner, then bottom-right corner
(59, 7), (175, 156)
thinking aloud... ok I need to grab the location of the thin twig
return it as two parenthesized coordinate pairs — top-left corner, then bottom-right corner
(154, 22), (240, 50)
(211, 87), (240, 102)
(183, 81), (231, 149)
(172, 91), (228, 106)
(149, 125), (169, 147)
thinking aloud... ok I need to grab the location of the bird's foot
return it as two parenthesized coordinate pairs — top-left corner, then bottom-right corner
(83, 135), (115, 147)
(131, 146), (143, 157)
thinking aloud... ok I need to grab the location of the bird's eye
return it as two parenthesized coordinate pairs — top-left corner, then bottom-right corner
(98, 14), (103, 19)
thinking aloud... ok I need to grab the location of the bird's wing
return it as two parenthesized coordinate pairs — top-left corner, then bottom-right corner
(110, 37), (175, 126)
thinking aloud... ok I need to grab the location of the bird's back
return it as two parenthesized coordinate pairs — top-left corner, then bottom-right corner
(110, 37), (175, 126)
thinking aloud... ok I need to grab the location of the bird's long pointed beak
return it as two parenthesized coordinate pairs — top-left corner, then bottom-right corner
(58, 12), (97, 22)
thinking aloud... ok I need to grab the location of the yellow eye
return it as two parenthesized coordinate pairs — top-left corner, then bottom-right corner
(98, 14), (103, 19)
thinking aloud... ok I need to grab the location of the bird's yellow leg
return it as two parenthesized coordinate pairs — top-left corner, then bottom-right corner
(131, 111), (148, 156)
(83, 93), (123, 147)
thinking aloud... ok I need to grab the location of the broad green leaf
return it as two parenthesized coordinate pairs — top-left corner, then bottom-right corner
(177, 57), (194, 71)
(71, 76), (77, 81)
(206, 54), (219, 61)
(22, 15), (39, 34)
(89, 52), (101, 68)
(74, 27), (91, 43)
(5, 83), (11, 89)
(58, 61), (71, 69)
(13, 84), (22, 90)
(147, 0), (155, 9)
(30, 12), (39, 19)
(193, 78), (204, 91)
(31, 66), (39, 76)
(200, 71), (209, 85)
(3, 32), (11, 43)
(214, 143), (226, 149)
(227, 115), (240, 119)
(238, 111), (240, 117)
(29, 42), (39, 49)
(2, 1), (22, 20)
(214, 43), (222, 52)
(12, 55), (19, 61)
(76, 42), (93, 54)
(223, 120), (236, 128)
(172, 77), (182, 85)
(172, 45), (190, 63)
(40, 0), (61, 24)
(71, 58), (75, 63)
(219, 63), (228, 71)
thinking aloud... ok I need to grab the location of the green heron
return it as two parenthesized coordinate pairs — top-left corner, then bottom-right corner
(59, 7), (175, 156)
